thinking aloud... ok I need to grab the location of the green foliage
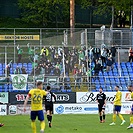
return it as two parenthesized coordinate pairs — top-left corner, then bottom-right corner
(79, 0), (131, 16)
(18, 0), (70, 27)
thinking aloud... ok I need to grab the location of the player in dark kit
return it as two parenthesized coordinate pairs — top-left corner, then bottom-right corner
(0, 102), (4, 127)
(96, 87), (106, 123)
(0, 123), (4, 127)
(44, 86), (56, 128)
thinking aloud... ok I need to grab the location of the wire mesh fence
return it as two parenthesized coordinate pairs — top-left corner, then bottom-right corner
(0, 28), (132, 92)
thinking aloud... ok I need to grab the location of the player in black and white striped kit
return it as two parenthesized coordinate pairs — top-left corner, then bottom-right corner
(44, 86), (56, 128)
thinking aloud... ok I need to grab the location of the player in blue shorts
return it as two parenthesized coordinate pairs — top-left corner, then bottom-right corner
(127, 85), (133, 129)
(24, 81), (47, 133)
(110, 86), (125, 126)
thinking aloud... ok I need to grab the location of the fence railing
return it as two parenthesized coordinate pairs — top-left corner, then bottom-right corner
(0, 28), (133, 92)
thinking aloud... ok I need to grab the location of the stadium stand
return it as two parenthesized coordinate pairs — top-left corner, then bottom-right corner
(0, 61), (132, 92)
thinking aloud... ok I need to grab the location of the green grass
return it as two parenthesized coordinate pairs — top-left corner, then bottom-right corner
(0, 114), (133, 133)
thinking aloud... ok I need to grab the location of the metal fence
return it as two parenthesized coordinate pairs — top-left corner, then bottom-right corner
(0, 28), (132, 92)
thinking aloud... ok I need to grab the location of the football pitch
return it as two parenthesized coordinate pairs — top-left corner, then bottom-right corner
(0, 114), (133, 133)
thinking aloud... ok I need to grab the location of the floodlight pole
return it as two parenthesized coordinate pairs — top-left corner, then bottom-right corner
(70, 0), (75, 45)
(5, 46), (7, 78)
(14, 29), (16, 63)
(131, 5), (133, 47)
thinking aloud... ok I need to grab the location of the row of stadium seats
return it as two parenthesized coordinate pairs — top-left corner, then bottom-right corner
(0, 62), (133, 92)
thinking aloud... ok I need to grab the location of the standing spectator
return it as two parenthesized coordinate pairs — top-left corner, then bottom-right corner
(65, 60), (70, 76)
(74, 69), (82, 90)
(70, 56), (74, 72)
(79, 50), (85, 66)
(27, 43), (34, 62)
(98, 57), (104, 73)
(21, 67), (27, 74)
(55, 62), (61, 71)
(46, 60), (52, 68)
(40, 46), (49, 57)
(32, 60), (38, 69)
(17, 44), (23, 63)
(45, 65), (51, 77)
(88, 46), (93, 61)
(53, 66), (61, 77)
(54, 55), (61, 64)
(128, 47), (133, 62)
(49, 46), (56, 61)
(34, 52), (39, 62)
(39, 64), (45, 75)
(14, 66), (21, 74)
(101, 47), (108, 65)
(92, 47), (101, 64)
(118, 10), (122, 28)
(57, 46), (63, 57)
(81, 64), (87, 82)
(110, 45), (117, 63)
(107, 49), (112, 58)
(106, 57), (114, 72)
(121, 11), (126, 28)
(94, 60), (101, 79)
(4, 60), (12, 76)
(73, 65), (79, 76)
(86, 67), (94, 83)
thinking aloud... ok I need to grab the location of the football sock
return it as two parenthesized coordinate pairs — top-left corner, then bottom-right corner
(40, 121), (45, 131)
(31, 121), (36, 133)
(113, 114), (116, 122)
(118, 114), (124, 121)
(130, 116), (133, 125)
(47, 115), (50, 122)
(50, 116), (52, 122)
(103, 114), (105, 120)
(100, 116), (102, 121)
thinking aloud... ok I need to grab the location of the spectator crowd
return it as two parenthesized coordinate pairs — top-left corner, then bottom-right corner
(5, 43), (117, 90)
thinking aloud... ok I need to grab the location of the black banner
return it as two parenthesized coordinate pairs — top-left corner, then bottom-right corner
(9, 92), (76, 104)
(9, 92), (29, 105)
(54, 92), (76, 103)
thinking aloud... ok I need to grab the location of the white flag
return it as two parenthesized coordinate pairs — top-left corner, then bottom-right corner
(11, 74), (28, 91)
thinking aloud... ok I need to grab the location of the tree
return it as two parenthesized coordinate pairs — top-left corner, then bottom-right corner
(78, 0), (131, 27)
(18, 0), (70, 27)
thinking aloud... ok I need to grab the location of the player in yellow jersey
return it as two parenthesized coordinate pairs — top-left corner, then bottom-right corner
(109, 86), (126, 126)
(127, 85), (133, 129)
(24, 81), (47, 133)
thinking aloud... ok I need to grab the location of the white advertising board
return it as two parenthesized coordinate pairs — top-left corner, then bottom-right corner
(54, 103), (114, 114)
(54, 103), (132, 115)
(0, 105), (7, 115)
(76, 92), (133, 103)
(0, 92), (8, 103)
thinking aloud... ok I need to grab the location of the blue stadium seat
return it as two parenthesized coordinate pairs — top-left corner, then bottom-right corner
(122, 68), (128, 72)
(123, 72), (129, 76)
(126, 62), (131, 67)
(8, 84), (13, 92)
(0, 71), (3, 76)
(108, 71), (113, 76)
(121, 62), (126, 66)
(128, 68), (133, 73)
(28, 63), (32, 67)
(13, 63), (17, 68)
(112, 68), (118, 73)
(103, 72), (108, 76)
(0, 85), (2, 92)
(23, 63), (27, 68)
(18, 63), (22, 67)
(4, 84), (8, 92)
